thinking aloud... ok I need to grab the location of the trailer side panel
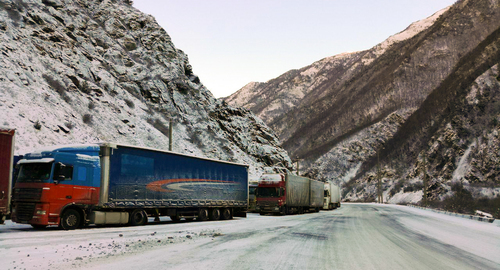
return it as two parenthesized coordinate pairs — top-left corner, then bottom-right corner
(106, 146), (248, 208)
(285, 174), (310, 207)
(309, 180), (324, 208)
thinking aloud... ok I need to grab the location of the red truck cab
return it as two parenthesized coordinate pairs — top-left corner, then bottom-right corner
(11, 145), (100, 229)
(255, 174), (286, 215)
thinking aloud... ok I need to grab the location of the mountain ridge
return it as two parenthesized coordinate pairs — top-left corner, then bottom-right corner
(227, 0), (500, 208)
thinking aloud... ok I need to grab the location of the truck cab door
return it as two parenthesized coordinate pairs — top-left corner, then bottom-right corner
(52, 163), (74, 204)
(72, 166), (95, 204)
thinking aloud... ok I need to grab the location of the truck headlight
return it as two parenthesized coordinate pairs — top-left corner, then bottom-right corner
(36, 210), (46, 215)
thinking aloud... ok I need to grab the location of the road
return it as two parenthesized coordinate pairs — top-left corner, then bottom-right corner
(1, 203), (499, 270)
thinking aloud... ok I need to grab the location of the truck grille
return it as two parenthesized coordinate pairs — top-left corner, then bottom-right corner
(13, 188), (42, 201)
(258, 201), (277, 207)
(15, 203), (36, 221)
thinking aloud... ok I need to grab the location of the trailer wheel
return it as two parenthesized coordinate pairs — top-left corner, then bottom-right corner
(221, 208), (231, 220)
(197, 208), (209, 221)
(209, 208), (221, 220)
(129, 209), (148, 226)
(60, 209), (81, 230)
(170, 215), (180, 222)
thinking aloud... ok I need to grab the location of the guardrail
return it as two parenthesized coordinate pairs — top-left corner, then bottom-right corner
(407, 205), (495, 223)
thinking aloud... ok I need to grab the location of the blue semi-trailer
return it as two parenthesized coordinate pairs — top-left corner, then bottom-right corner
(11, 143), (248, 230)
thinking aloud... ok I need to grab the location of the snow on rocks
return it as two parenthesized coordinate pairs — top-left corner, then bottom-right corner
(0, 0), (292, 177)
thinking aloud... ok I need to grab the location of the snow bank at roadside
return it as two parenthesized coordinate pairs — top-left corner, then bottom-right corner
(383, 204), (500, 264)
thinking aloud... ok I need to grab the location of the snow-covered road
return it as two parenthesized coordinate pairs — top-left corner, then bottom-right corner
(1, 203), (499, 270)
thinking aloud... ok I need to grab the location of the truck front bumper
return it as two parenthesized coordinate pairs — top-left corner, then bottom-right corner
(256, 205), (281, 213)
(12, 203), (57, 226)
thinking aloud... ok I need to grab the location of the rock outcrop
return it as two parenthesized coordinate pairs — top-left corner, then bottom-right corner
(0, 0), (292, 179)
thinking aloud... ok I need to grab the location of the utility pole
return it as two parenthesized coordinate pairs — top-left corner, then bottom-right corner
(423, 152), (428, 207)
(169, 119), (173, 151)
(376, 146), (385, 204)
(377, 151), (382, 204)
(294, 157), (302, 175)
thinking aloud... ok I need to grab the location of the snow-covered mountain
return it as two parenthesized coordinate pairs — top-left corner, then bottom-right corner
(0, 0), (292, 179)
(227, 0), (500, 209)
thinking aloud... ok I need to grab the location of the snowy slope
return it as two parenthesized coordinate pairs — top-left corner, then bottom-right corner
(0, 0), (292, 179)
(226, 0), (500, 205)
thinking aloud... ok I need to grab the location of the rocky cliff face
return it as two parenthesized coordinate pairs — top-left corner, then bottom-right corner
(0, 0), (292, 179)
(227, 0), (500, 206)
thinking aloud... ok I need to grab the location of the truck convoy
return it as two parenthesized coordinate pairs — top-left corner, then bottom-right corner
(11, 143), (248, 230)
(0, 128), (15, 224)
(256, 173), (323, 215)
(323, 181), (341, 210)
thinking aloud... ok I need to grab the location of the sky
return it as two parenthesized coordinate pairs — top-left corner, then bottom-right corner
(133, 0), (457, 98)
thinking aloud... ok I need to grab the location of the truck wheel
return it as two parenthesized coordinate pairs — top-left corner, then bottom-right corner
(221, 208), (231, 220)
(60, 209), (81, 230)
(129, 209), (148, 226)
(209, 208), (221, 220)
(197, 208), (209, 221)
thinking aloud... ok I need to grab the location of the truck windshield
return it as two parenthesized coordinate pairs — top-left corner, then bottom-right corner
(17, 163), (53, 183)
(257, 187), (279, 197)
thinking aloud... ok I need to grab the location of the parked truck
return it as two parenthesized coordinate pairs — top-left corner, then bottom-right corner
(323, 181), (341, 210)
(0, 128), (15, 224)
(256, 173), (323, 215)
(248, 180), (258, 212)
(11, 143), (248, 230)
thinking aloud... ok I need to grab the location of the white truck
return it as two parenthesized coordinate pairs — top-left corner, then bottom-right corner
(323, 182), (341, 210)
